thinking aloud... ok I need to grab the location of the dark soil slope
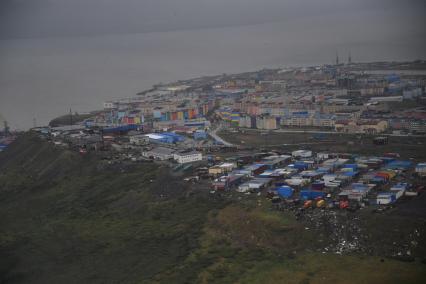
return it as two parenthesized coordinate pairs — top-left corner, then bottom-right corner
(1, 133), (425, 284)
(0, 134), (223, 283)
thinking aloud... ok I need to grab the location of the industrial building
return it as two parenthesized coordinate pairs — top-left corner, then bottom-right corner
(129, 134), (150, 146)
(145, 132), (185, 144)
(142, 147), (175, 160)
(173, 151), (203, 164)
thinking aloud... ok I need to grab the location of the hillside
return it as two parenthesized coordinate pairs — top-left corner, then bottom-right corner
(49, 113), (95, 127)
(0, 133), (425, 284)
(0, 133), (224, 283)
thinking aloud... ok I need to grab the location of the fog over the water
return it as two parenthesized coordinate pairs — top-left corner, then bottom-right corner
(0, 0), (425, 129)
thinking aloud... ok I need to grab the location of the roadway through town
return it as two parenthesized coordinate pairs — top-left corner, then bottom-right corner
(208, 125), (234, 147)
(269, 129), (426, 138)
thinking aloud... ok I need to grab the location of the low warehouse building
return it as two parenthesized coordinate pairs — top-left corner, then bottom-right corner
(174, 151), (203, 164)
(129, 134), (150, 145)
(415, 163), (426, 177)
(292, 150), (312, 158)
(208, 162), (237, 175)
(193, 130), (208, 140)
(142, 147), (175, 160)
(145, 132), (185, 144)
(237, 178), (272, 193)
(376, 192), (396, 205)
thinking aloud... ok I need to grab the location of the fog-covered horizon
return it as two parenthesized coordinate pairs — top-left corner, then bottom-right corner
(1, 0), (425, 40)
(1, 0), (425, 129)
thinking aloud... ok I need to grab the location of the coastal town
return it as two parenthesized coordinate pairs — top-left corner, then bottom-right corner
(2, 61), (425, 210)
(3, 60), (419, 217)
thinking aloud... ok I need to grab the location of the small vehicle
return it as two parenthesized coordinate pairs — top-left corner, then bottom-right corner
(339, 200), (349, 209)
(316, 199), (326, 208)
(271, 196), (281, 204)
(303, 200), (313, 209)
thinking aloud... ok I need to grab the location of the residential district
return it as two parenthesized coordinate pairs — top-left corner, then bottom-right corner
(2, 61), (426, 249)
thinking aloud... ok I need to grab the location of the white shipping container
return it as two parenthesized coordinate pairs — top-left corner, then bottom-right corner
(390, 189), (404, 199)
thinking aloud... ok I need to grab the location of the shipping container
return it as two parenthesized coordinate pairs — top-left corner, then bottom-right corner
(277, 186), (294, 198)
(311, 182), (325, 191)
(300, 190), (326, 200)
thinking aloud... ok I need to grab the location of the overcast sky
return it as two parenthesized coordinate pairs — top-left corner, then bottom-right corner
(1, 0), (425, 39)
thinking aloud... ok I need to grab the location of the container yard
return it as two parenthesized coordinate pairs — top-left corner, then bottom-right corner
(207, 149), (424, 213)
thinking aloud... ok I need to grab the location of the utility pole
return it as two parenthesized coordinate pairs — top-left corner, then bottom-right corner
(100, 128), (104, 149)
(70, 108), (73, 125)
(4, 121), (9, 136)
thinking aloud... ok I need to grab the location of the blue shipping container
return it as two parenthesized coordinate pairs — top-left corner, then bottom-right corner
(300, 190), (326, 200)
(277, 186), (294, 198)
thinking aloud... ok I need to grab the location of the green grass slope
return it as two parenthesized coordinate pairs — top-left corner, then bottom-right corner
(0, 133), (224, 283)
(0, 133), (425, 284)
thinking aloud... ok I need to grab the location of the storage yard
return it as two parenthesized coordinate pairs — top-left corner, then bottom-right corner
(208, 150), (423, 207)
(205, 149), (426, 258)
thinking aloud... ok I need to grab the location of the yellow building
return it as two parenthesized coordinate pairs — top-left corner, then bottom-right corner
(335, 120), (388, 134)
(208, 162), (236, 176)
(359, 120), (388, 134)
(256, 116), (277, 130)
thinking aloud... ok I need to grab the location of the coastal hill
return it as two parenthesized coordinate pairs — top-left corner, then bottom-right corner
(0, 133), (425, 283)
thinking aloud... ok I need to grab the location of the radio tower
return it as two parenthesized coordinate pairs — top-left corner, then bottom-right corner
(348, 51), (352, 65)
(335, 51), (339, 66)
